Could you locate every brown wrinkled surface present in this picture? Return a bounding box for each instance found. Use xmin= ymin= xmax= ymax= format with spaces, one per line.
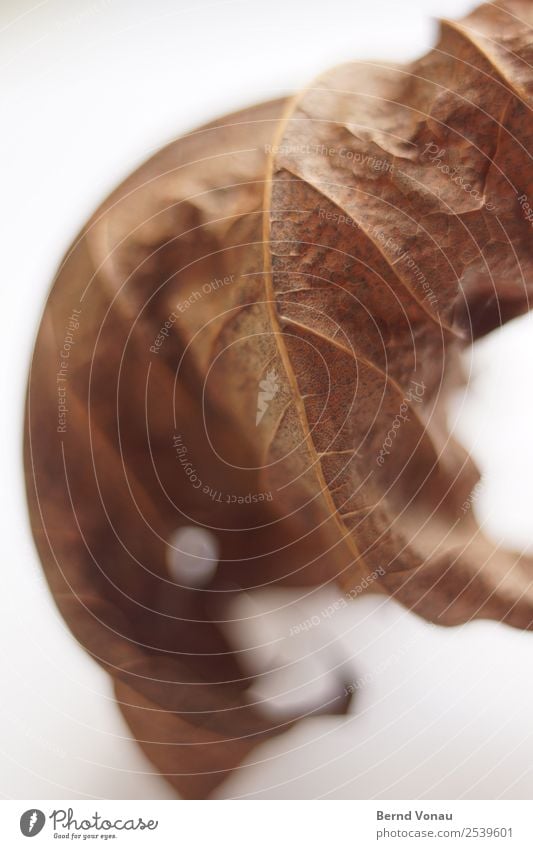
xmin=25 ymin=0 xmax=533 ymax=798
xmin=268 ymin=0 xmax=533 ymax=624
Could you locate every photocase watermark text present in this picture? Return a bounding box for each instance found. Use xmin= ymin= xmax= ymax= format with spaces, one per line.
xmin=376 ymin=379 xmax=426 ymax=466
xmin=173 ymin=434 xmax=273 ymax=504
xmin=289 ymin=566 xmax=386 ymax=636
xmin=56 ymin=308 xmax=82 ymax=433
xmin=421 ymin=142 xmax=497 ymax=212
xmin=265 ymin=142 xmax=393 ymax=173
xmin=150 ymin=274 xmax=234 ymax=354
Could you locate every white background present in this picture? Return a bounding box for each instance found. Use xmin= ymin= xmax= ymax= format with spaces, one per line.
xmin=1 ymin=0 xmax=533 ymax=800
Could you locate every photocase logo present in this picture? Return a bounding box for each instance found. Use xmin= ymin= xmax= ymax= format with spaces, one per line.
xmin=18 ymin=806 xmax=159 ymax=838
xmin=20 ymin=809 xmax=45 ymax=837
xmin=256 ymin=369 xmax=279 ymax=425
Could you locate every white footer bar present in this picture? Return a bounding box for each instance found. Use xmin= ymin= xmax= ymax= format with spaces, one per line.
xmin=2 ymin=800 xmax=532 ymax=848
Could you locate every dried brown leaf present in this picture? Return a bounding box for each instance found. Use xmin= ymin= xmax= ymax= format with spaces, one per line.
xmin=25 ymin=0 xmax=533 ymax=798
